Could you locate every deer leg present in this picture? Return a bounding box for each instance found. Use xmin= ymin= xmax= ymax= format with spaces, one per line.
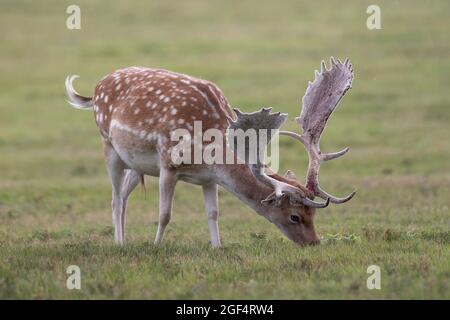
xmin=118 ymin=169 xmax=142 ymax=242
xmin=103 ymin=142 xmax=126 ymax=245
xmin=202 ymin=183 xmax=221 ymax=247
xmin=154 ymin=167 xmax=177 ymax=245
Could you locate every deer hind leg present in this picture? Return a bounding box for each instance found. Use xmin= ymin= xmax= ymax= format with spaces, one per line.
xmin=154 ymin=166 xmax=177 ymax=245
xmin=202 ymin=183 xmax=221 ymax=247
xmin=118 ymin=169 xmax=142 ymax=242
xmin=103 ymin=142 xmax=140 ymax=245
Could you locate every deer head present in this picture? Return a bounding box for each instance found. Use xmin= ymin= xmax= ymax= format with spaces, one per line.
xmin=226 ymin=57 xmax=355 ymax=245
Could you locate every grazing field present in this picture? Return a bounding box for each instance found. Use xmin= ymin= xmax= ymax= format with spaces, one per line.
xmin=0 ymin=0 xmax=449 ymax=299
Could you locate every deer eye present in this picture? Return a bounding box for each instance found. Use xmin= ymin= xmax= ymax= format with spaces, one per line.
xmin=290 ymin=215 xmax=300 ymax=223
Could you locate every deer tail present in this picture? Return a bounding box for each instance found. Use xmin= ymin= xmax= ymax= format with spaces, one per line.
xmin=65 ymin=75 xmax=93 ymax=110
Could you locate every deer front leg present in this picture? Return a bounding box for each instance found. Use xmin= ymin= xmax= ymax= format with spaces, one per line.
xmin=202 ymin=183 xmax=221 ymax=247
xmin=154 ymin=167 xmax=177 ymax=245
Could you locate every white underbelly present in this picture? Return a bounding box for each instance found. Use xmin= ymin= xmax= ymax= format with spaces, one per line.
xmin=111 ymin=141 xmax=161 ymax=176
xmin=108 ymin=128 xmax=216 ymax=184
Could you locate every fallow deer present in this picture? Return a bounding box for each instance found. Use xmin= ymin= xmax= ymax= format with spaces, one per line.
xmin=65 ymin=57 xmax=355 ymax=247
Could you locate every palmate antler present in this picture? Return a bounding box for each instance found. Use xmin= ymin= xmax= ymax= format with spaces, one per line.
xmin=227 ymin=108 xmax=329 ymax=208
xmin=280 ymin=57 xmax=356 ymax=204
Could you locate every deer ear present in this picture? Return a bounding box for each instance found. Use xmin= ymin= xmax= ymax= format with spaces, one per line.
xmin=284 ymin=170 xmax=297 ymax=180
xmin=261 ymin=192 xmax=288 ymax=207
xmin=261 ymin=192 xmax=278 ymax=207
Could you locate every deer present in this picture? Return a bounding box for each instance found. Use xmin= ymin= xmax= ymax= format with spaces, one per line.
xmin=65 ymin=57 xmax=355 ymax=247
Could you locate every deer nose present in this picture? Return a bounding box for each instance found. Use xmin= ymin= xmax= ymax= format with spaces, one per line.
xmin=310 ymin=238 xmax=321 ymax=245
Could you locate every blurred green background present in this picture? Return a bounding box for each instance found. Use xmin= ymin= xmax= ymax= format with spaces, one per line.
xmin=0 ymin=0 xmax=449 ymax=299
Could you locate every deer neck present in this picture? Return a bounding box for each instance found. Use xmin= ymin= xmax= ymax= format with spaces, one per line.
xmin=214 ymin=164 xmax=274 ymax=216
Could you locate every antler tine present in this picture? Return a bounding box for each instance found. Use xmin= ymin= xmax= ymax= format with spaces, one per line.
xmin=321 ymin=147 xmax=349 ymax=161
xmin=320 ymin=60 xmax=326 ymax=73
xmin=280 ymin=57 xmax=356 ymax=204
xmin=227 ymin=108 xmax=329 ymax=208
xmin=233 ymin=108 xmax=243 ymax=116
xmin=316 ymin=188 xmax=356 ymax=204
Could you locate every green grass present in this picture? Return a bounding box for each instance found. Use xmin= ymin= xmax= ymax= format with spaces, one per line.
xmin=0 ymin=0 xmax=449 ymax=299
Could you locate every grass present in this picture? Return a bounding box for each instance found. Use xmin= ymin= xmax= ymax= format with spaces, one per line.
xmin=0 ymin=0 xmax=449 ymax=299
